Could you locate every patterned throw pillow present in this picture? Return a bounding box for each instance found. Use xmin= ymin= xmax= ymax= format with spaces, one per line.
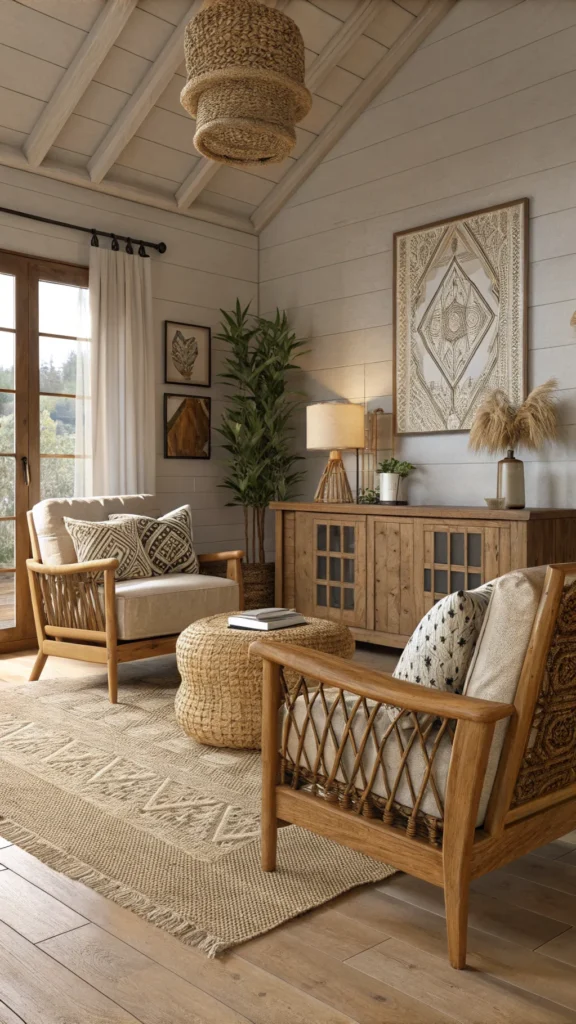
xmin=63 ymin=517 xmax=153 ymax=581
xmin=109 ymin=505 xmax=199 ymax=575
xmin=386 ymin=584 xmax=494 ymax=727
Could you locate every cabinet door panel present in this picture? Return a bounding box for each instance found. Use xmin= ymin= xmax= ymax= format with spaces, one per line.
xmin=311 ymin=515 xmax=366 ymax=627
xmin=416 ymin=520 xmax=511 ymax=615
xmin=373 ymin=519 xmax=416 ymax=637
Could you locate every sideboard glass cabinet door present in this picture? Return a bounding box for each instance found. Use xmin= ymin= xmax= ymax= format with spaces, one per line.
xmin=312 ymin=516 xmax=366 ymax=627
xmin=417 ymin=521 xmax=512 ymax=616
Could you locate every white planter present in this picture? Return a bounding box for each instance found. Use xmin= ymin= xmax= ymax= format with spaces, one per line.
xmin=379 ymin=472 xmax=402 ymax=503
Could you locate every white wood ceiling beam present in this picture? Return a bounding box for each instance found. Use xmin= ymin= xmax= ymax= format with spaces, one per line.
xmin=24 ymin=0 xmax=139 ymax=168
xmin=87 ymin=1 xmax=203 ymax=184
xmin=251 ymin=0 xmax=456 ymax=233
xmin=175 ymin=0 xmax=382 ymax=212
xmin=0 ymin=142 xmax=254 ymax=235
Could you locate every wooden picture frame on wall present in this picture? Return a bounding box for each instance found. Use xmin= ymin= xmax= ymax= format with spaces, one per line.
xmin=164 ymin=394 xmax=211 ymax=459
xmin=393 ymin=198 xmax=529 ymax=436
xmin=164 ymin=320 xmax=211 ymax=387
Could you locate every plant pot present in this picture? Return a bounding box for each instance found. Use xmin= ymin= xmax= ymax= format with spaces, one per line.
xmin=379 ymin=472 xmax=403 ymax=504
xmin=243 ymin=561 xmax=276 ymax=609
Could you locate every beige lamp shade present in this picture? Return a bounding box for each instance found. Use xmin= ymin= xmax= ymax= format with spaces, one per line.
xmin=306 ymin=402 xmax=365 ymax=451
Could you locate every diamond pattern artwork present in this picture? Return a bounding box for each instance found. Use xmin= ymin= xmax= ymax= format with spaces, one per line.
xmin=395 ymin=200 xmax=527 ymax=433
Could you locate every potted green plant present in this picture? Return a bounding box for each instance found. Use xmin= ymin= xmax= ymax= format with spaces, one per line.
xmin=217 ymin=301 xmax=306 ymax=607
xmin=377 ymin=457 xmax=415 ymax=504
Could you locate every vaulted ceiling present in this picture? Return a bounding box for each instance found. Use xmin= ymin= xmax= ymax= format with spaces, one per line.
xmin=0 ymin=0 xmax=454 ymax=234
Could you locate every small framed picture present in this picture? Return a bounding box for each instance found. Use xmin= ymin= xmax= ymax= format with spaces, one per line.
xmin=164 ymin=320 xmax=211 ymax=387
xmin=164 ymin=394 xmax=211 ymax=459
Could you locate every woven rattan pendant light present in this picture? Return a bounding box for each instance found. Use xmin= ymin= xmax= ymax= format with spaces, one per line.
xmin=180 ymin=0 xmax=312 ymax=166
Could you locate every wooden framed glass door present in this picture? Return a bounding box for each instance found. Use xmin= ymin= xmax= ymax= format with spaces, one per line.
xmin=0 ymin=251 xmax=88 ymax=650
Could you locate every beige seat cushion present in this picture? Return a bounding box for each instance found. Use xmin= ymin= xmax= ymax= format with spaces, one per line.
xmin=32 ymin=495 xmax=157 ymax=565
xmin=110 ymin=574 xmax=240 ymax=640
xmin=283 ymin=566 xmax=547 ymax=826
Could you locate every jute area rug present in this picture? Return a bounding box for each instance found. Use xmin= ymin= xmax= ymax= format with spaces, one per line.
xmin=0 ymin=667 xmax=394 ymax=956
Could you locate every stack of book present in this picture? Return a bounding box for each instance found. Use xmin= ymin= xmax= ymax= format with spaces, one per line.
xmin=228 ymin=607 xmax=307 ymax=631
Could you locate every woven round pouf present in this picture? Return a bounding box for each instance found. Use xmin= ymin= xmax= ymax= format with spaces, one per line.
xmin=175 ymin=614 xmax=355 ymax=749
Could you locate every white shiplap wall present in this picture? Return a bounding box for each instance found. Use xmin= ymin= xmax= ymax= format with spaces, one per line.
xmin=0 ymin=164 xmax=257 ymax=551
xmin=260 ymin=0 xmax=576 ymax=507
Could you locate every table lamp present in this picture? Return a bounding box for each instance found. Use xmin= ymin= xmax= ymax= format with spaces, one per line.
xmin=306 ymin=401 xmax=365 ymax=503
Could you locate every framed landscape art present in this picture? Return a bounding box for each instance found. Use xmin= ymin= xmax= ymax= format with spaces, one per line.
xmin=394 ymin=198 xmax=528 ymax=435
xmin=164 ymin=394 xmax=211 ymax=459
xmin=164 ymin=320 xmax=211 ymax=387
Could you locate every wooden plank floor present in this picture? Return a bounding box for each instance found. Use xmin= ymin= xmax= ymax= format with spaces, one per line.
xmin=1 ymin=648 xmax=576 ymax=1023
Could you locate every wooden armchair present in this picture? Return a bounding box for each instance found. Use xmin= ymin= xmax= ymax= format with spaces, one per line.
xmin=252 ymin=562 xmax=576 ymax=969
xmin=27 ymin=509 xmax=244 ymax=704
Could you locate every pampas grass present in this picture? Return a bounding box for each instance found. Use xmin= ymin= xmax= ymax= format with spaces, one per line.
xmin=469 ymin=379 xmax=558 ymax=454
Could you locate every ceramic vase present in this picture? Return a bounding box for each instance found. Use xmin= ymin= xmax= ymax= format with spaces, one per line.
xmin=497 ymin=449 xmax=525 ymax=509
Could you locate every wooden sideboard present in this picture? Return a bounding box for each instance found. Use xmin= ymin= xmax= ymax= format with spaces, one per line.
xmin=271 ymin=503 xmax=576 ymax=648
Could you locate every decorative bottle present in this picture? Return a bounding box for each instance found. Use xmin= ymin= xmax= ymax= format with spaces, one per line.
xmin=497 ymin=449 xmax=525 ymax=509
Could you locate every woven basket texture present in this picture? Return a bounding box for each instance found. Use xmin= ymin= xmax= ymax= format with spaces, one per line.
xmin=175 ymin=613 xmax=355 ymax=749
xmin=180 ymin=0 xmax=311 ymax=165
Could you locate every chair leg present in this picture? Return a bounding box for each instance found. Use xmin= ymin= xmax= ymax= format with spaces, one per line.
xmin=261 ymin=810 xmax=278 ymax=872
xmin=29 ymin=651 xmax=47 ymax=682
xmin=107 ymin=650 xmax=118 ymax=704
xmin=444 ymin=870 xmax=470 ymax=969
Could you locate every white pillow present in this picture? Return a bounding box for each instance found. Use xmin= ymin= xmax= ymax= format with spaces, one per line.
xmin=387 ymin=583 xmax=494 ymax=727
xmin=63 ymin=517 xmax=153 ymax=581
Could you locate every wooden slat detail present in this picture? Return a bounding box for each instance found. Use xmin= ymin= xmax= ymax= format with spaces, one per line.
xmin=283 ymin=511 xmax=296 ymax=609
xmin=24 ymin=0 xmax=138 ymax=167
xmin=294 ymin=512 xmax=314 ymax=616
xmin=87 ymin=2 xmax=203 ymax=184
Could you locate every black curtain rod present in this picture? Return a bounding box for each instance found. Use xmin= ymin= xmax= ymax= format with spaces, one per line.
xmin=0 ymin=206 xmax=167 ymax=255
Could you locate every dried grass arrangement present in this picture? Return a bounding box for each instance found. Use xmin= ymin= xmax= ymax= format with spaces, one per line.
xmin=469 ymin=379 xmax=559 ymax=454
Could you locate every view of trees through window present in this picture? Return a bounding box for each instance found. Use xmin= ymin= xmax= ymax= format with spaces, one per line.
xmin=0 ymin=272 xmax=89 ymax=610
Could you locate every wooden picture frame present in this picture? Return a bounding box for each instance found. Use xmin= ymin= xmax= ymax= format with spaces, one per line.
xmin=164 ymin=320 xmax=211 ymax=387
xmin=393 ymin=198 xmax=529 ymax=436
xmin=163 ymin=394 xmax=211 ymax=460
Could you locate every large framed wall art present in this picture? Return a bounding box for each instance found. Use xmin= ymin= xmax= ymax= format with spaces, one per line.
xmin=394 ymin=198 xmax=528 ymax=435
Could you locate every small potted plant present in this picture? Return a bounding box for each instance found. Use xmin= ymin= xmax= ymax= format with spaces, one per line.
xmin=377 ymin=458 xmax=415 ymax=504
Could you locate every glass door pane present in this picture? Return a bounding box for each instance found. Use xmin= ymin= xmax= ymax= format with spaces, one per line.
xmin=0 ymin=269 xmax=17 ymax=637
xmin=38 ymin=280 xmax=88 ymax=502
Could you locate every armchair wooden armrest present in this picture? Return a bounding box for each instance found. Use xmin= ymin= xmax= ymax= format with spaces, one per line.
xmin=250 ymin=641 xmax=515 ymax=724
xmin=26 ymin=556 xmax=118 ymax=693
xmin=26 ymin=557 xmax=119 ymax=576
xmin=198 ymin=550 xmax=245 ymax=610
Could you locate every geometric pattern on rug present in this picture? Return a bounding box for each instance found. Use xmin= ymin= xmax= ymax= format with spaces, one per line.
xmin=0 ymin=670 xmax=394 ymax=956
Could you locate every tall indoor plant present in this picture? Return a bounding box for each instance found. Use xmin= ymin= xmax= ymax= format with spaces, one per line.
xmin=217 ymin=301 xmax=305 ymax=605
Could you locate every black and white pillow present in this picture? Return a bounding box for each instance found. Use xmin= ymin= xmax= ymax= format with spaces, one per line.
xmin=387 ymin=584 xmax=494 ymax=727
xmin=109 ymin=505 xmax=199 ymax=575
xmin=63 ymin=517 xmax=153 ymax=581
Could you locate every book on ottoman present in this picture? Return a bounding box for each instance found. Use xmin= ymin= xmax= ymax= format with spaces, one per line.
xmin=228 ymin=607 xmax=306 ymax=631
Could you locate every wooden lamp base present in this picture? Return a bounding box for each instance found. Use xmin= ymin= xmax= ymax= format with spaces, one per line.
xmin=314 ymin=450 xmax=353 ymax=503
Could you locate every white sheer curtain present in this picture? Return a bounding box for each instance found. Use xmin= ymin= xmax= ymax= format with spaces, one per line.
xmin=74 ymin=286 xmax=92 ymax=496
xmin=89 ymin=248 xmax=155 ymax=495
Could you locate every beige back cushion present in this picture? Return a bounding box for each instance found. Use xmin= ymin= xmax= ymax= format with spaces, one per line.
xmin=464 ymin=564 xmax=547 ymax=822
xmin=32 ymin=495 xmax=158 ymax=565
